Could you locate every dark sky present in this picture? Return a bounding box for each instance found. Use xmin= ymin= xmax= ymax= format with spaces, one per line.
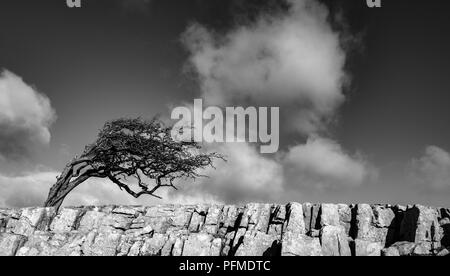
xmin=1 ymin=0 xmax=450 ymax=207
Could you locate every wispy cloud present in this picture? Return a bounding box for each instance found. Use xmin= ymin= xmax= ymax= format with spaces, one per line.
xmin=408 ymin=146 xmax=450 ymax=191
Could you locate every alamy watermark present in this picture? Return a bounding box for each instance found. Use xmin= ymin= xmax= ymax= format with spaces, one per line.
xmin=366 ymin=0 xmax=382 ymax=8
xmin=171 ymin=99 xmax=280 ymax=154
xmin=66 ymin=0 xmax=81 ymax=8
xmin=66 ymin=0 xmax=381 ymax=9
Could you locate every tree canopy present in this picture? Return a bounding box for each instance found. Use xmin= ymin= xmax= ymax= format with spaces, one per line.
xmin=44 ymin=117 xmax=223 ymax=210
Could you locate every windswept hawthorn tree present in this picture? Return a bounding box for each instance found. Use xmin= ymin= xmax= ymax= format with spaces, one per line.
xmin=44 ymin=118 xmax=223 ymax=210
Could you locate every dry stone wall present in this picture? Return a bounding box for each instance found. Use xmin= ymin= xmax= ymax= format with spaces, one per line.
xmin=0 ymin=203 xmax=449 ymax=256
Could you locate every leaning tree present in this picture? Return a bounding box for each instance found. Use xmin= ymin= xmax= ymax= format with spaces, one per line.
xmin=44 ymin=117 xmax=223 ymax=211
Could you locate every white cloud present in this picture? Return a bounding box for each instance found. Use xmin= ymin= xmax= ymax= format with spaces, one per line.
xmin=174 ymin=136 xmax=373 ymax=203
xmin=0 ymin=70 xmax=56 ymax=160
xmin=176 ymin=0 xmax=371 ymax=202
xmin=177 ymin=142 xmax=284 ymax=204
xmin=182 ymin=0 xmax=348 ymax=134
xmin=169 ymin=102 xmax=371 ymax=202
xmin=409 ymin=146 xmax=450 ymax=191
xmin=283 ymin=137 xmax=373 ymax=190
xmin=168 ymin=103 xmax=284 ymax=203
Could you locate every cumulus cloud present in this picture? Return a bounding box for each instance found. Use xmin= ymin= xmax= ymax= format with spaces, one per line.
xmin=409 ymin=146 xmax=450 ymax=191
xmin=283 ymin=137 xmax=374 ymax=190
xmin=172 ymin=135 xmax=373 ymax=203
xmin=0 ymin=70 xmax=56 ymax=161
xmin=177 ymin=143 xmax=284 ymax=204
xmin=182 ymin=0 xmax=348 ymax=134
xmin=174 ymin=0 xmax=373 ymax=203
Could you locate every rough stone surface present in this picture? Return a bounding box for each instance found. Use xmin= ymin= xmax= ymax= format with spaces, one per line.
xmin=321 ymin=226 xmax=351 ymax=256
xmin=354 ymin=239 xmax=383 ymax=256
xmin=381 ymin=241 xmax=434 ymax=256
xmin=0 ymin=203 xmax=449 ymax=256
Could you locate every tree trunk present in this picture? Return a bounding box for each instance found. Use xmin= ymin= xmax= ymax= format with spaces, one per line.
xmin=44 ymin=175 xmax=90 ymax=211
xmin=44 ymin=160 xmax=91 ymax=212
xmin=44 ymin=179 xmax=69 ymax=210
